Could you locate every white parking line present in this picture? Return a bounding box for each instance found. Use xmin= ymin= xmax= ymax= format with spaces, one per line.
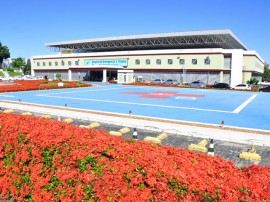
xmin=233 ymin=94 xmax=257 ymax=113
xmin=35 ymin=87 xmax=130 ymax=96
xmin=37 ymin=94 xmax=233 ymax=113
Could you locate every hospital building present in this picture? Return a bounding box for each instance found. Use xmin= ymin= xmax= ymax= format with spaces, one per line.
xmin=31 ymin=29 xmax=265 ymax=87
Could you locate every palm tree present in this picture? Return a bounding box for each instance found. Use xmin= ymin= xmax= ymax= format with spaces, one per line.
xmin=247 ymin=78 xmax=259 ymax=87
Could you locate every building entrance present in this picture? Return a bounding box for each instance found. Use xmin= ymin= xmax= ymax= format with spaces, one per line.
xmin=90 ymin=71 xmax=103 ymax=81
xmin=89 ymin=70 xmax=118 ymax=82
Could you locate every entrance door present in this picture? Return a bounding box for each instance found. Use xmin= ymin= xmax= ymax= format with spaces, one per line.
xmin=90 ymin=70 xmax=103 ymax=81
xmin=107 ymin=70 xmax=117 ymax=81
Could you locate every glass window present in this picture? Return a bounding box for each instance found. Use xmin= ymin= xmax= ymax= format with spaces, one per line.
xmin=49 ymin=62 xmax=52 ymax=66
xmin=168 ymin=59 xmax=173 ymax=65
xmin=204 ymin=57 xmax=210 ymax=65
xmin=192 ymin=59 xmax=197 ymax=65
xmin=179 ymin=59 xmax=185 ymax=65
xmin=37 ymin=62 xmax=40 ymax=66
xmin=55 ymin=61 xmax=58 ymax=66
xmin=61 ymin=60 xmax=65 ymax=66
xmin=135 ymin=59 xmax=140 ymax=65
xmin=75 ymin=61 xmax=79 ymax=66
xmin=156 ymin=59 xmax=161 ymax=65
xmin=43 ymin=62 xmax=46 ymax=66
xmin=68 ymin=61 xmax=72 ymax=66
xmin=146 ymin=59 xmax=150 ymax=65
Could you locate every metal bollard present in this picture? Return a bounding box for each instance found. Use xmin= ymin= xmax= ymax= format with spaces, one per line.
xmin=133 ymin=128 xmax=138 ymax=140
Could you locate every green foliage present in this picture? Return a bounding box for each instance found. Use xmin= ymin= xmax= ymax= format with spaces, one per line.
xmin=43 ymin=176 xmax=62 ymax=191
xmin=0 ymin=71 xmax=4 ymax=76
xmin=7 ymin=68 xmax=14 ymax=72
xmin=7 ymin=72 xmax=22 ymax=76
xmin=23 ymin=59 xmax=31 ymax=75
xmin=78 ymin=155 xmax=103 ymax=175
xmin=55 ymin=73 xmax=61 ymax=78
xmin=83 ymin=184 xmax=96 ymax=200
xmin=11 ymin=57 xmax=24 ymax=69
xmin=78 ymin=155 xmax=98 ymax=171
xmin=0 ymin=42 xmax=10 ymax=67
xmin=3 ymin=144 xmax=14 ymax=168
xmin=246 ymin=78 xmax=259 ymax=86
xmin=262 ymin=64 xmax=270 ymax=82
xmin=41 ymin=147 xmax=58 ymax=168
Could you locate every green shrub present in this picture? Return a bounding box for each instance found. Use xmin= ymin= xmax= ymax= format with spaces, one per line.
xmin=8 ymin=72 xmax=22 ymax=76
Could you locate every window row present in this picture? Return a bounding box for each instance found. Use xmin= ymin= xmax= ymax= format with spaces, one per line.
xmin=135 ymin=58 xmax=211 ymax=65
xmin=36 ymin=60 xmax=80 ymax=67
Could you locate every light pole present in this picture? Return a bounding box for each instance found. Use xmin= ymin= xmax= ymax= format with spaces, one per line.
xmin=179 ymin=58 xmax=185 ymax=84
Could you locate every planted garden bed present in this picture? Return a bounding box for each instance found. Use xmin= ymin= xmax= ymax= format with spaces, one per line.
xmin=0 ymin=113 xmax=269 ymax=201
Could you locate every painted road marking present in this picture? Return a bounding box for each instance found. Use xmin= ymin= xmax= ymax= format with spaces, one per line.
xmin=233 ymin=94 xmax=257 ymax=113
xmin=0 ymin=95 xmax=15 ymax=97
xmin=175 ymin=96 xmax=197 ymax=100
xmin=37 ymin=94 xmax=232 ymax=113
xmin=35 ymin=87 xmax=127 ymax=96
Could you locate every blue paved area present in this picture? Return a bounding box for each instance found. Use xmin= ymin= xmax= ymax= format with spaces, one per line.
xmin=0 ymin=84 xmax=269 ymax=131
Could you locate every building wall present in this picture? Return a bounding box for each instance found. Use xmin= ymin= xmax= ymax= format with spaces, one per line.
xmin=35 ymin=70 xmax=69 ymax=80
xmin=243 ymin=55 xmax=264 ymax=73
xmin=32 ymin=48 xmax=264 ymax=85
xmin=32 ymin=49 xmax=228 ymax=70
xmin=128 ymin=54 xmax=224 ymax=70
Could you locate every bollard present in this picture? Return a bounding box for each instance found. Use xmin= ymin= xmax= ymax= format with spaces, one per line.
xmin=208 ymin=139 xmax=214 ymax=156
xmin=221 ymin=120 xmax=224 ymax=128
xmin=129 ymin=110 xmax=132 ymax=116
xmin=133 ymin=128 xmax=138 ymax=140
xmin=65 ymin=104 xmax=68 ymax=108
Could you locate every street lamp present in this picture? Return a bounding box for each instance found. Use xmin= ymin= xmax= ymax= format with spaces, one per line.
xmin=179 ymin=58 xmax=185 ymax=83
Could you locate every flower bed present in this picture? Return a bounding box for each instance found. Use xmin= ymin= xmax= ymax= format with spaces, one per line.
xmin=0 ymin=114 xmax=269 ymax=201
xmin=0 ymin=80 xmax=91 ymax=93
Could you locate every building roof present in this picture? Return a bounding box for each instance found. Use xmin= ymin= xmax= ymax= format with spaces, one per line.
xmin=46 ymin=29 xmax=248 ymax=52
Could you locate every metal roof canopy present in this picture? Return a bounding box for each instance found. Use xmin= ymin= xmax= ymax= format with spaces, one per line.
xmin=46 ymin=29 xmax=248 ymax=52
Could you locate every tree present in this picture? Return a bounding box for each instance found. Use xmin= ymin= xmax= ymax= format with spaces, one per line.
xmin=11 ymin=57 xmax=24 ymax=69
xmin=0 ymin=42 xmax=10 ymax=68
xmin=22 ymin=59 xmax=31 ymax=75
xmin=55 ymin=73 xmax=62 ymax=81
xmin=262 ymin=63 xmax=270 ymax=82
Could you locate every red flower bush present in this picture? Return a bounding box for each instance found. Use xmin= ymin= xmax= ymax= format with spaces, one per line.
xmin=0 ymin=80 xmax=91 ymax=93
xmin=0 ymin=113 xmax=269 ymax=201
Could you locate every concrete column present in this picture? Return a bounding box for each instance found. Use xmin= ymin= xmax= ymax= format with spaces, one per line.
xmin=230 ymin=50 xmax=243 ymax=87
xmin=102 ymin=69 xmax=107 ymax=82
xmin=219 ymin=71 xmax=223 ymax=82
xmin=68 ymin=69 xmax=72 ymax=81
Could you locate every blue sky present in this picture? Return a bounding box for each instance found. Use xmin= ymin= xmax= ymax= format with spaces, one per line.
xmin=1 ymin=0 xmax=270 ymax=63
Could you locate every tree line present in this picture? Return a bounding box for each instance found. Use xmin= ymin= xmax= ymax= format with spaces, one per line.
xmin=0 ymin=42 xmax=31 ymax=75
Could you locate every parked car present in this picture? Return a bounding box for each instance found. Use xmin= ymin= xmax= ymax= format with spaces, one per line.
xmin=212 ymin=83 xmax=231 ymax=89
xmin=151 ymin=79 xmax=165 ymax=84
xmin=0 ymin=76 xmax=15 ymax=81
xmin=189 ymin=81 xmax=206 ymax=87
xmin=259 ymin=85 xmax=270 ymax=92
xmin=165 ymin=79 xmax=178 ymax=85
xmin=233 ymin=84 xmax=251 ymax=90
xmin=22 ymin=75 xmax=36 ymax=80
xmin=36 ymin=76 xmax=44 ymax=80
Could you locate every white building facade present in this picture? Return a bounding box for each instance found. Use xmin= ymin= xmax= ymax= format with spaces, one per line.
xmin=31 ymin=30 xmax=264 ymax=87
